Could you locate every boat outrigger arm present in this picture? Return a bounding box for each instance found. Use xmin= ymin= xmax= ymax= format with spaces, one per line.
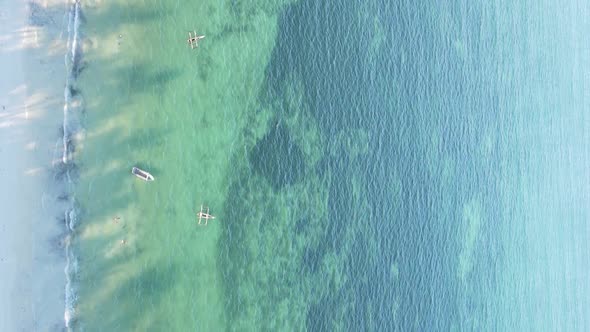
xmin=188 ymin=31 xmax=205 ymax=49
xmin=197 ymin=205 xmax=215 ymax=225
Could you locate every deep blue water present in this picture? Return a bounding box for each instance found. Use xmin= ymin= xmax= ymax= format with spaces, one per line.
xmin=223 ymin=0 xmax=590 ymax=330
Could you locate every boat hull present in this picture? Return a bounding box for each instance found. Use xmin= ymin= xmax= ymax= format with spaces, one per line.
xmin=132 ymin=167 xmax=154 ymax=181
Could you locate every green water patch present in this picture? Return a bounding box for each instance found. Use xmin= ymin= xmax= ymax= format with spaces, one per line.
xmin=74 ymin=0 xmax=295 ymax=330
xmin=457 ymin=198 xmax=483 ymax=280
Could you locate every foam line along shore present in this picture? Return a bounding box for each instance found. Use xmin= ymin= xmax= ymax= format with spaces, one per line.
xmin=0 ymin=0 xmax=81 ymax=330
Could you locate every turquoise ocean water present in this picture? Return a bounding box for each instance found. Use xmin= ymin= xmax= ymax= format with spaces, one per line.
xmin=71 ymin=0 xmax=589 ymax=330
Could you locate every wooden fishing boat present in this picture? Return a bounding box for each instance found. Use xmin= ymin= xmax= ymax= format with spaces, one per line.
xmin=131 ymin=166 xmax=154 ymax=181
xmin=197 ymin=205 xmax=215 ymax=226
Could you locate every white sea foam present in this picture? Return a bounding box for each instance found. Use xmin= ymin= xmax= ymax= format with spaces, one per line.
xmin=63 ymin=0 xmax=83 ymax=163
xmin=64 ymin=239 xmax=79 ymax=328
xmin=65 ymin=206 xmax=79 ymax=231
xmin=62 ymin=0 xmax=82 ymax=329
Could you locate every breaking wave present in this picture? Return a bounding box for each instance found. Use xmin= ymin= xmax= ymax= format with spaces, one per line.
xmin=60 ymin=0 xmax=83 ymax=329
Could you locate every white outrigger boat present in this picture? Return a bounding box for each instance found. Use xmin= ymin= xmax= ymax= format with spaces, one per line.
xmin=132 ymin=167 xmax=154 ymax=181
xmin=197 ymin=205 xmax=215 ymax=225
xmin=187 ymin=30 xmax=205 ymax=49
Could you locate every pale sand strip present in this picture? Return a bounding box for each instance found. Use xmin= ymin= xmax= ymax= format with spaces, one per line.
xmin=0 ymin=0 xmax=70 ymax=330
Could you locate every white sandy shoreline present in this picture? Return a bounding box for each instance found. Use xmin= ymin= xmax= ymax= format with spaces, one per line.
xmin=0 ymin=0 xmax=72 ymax=330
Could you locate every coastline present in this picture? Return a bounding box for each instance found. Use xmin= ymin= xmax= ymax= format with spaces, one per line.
xmin=0 ymin=0 xmax=73 ymax=330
